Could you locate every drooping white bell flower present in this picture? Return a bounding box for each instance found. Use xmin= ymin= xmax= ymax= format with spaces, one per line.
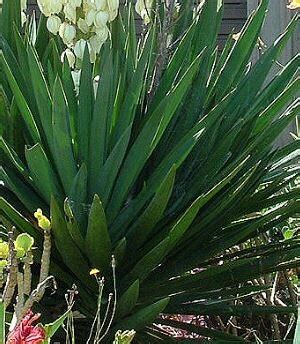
xmin=64 ymin=3 xmax=77 ymax=23
xmin=59 ymin=22 xmax=76 ymax=45
xmin=38 ymin=0 xmax=63 ymax=16
xmin=94 ymin=10 xmax=109 ymax=28
xmin=47 ymin=15 xmax=62 ymax=35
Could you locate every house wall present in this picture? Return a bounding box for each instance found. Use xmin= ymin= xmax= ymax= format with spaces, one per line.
xmin=248 ymin=0 xmax=299 ymax=146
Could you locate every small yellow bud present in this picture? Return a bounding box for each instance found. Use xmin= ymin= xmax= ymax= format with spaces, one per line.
xmin=89 ymin=268 xmax=100 ymax=276
xmin=34 ymin=208 xmax=51 ymax=230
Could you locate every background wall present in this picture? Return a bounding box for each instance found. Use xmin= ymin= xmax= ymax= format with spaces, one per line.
xmin=247 ymin=0 xmax=299 ymax=146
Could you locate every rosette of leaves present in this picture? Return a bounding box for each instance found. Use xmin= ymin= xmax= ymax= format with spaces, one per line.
xmin=0 ymin=0 xmax=299 ymax=341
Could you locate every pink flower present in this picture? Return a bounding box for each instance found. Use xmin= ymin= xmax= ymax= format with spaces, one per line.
xmin=7 ymin=310 xmax=46 ymax=344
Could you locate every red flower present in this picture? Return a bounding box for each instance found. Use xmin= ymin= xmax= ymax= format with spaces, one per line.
xmin=7 ymin=310 xmax=46 ymax=344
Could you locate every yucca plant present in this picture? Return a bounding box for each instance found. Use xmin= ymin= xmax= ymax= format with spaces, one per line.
xmin=0 ymin=0 xmax=299 ymax=341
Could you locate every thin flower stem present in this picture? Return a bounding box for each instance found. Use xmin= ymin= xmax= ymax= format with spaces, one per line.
xmin=98 ymin=256 xmax=118 ymax=342
xmin=86 ymin=277 xmax=105 ymax=344
xmin=15 ymin=272 xmax=24 ymax=321
xmin=97 ymin=293 xmax=113 ymax=342
xmin=23 ymin=261 xmax=32 ymax=295
xmin=94 ymin=278 xmax=105 ymax=342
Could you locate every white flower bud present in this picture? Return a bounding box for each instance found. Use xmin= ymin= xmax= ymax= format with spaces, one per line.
xmin=74 ymin=38 xmax=87 ymax=60
xmin=61 ymin=49 xmax=76 ymax=68
xmin=64 ymin=3 xmax=77 ymax=23
xmin=78 ymin=18 xmax=89 ymax=33
xmin=59 ymin=22 xmax=76 ymax=45
xmin=47 ymin=15 xmax=62 ymax=35
xmin=94 ymin=11 xmax=109 ymax=28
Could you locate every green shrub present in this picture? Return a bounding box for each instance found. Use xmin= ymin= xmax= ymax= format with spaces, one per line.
xmin=0 ymin=0 xmax=299 ymax=341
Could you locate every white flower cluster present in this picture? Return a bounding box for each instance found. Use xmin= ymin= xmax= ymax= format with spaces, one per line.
xmin=135 ymin=0 xmax=153 ymax=25
xmin=37 ymin=0 xmax=120 ymax=66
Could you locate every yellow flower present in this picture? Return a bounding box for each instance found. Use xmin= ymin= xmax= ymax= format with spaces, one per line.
xmin=89 ymin=268 xmax=100 ymax=276
xmin=0 ymin=240 xmax=9 ymax=259
xmin=34 ymin=208 xmax=51 ymax=230
xmin=287 ymin=0 xmax=300 ymax=9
